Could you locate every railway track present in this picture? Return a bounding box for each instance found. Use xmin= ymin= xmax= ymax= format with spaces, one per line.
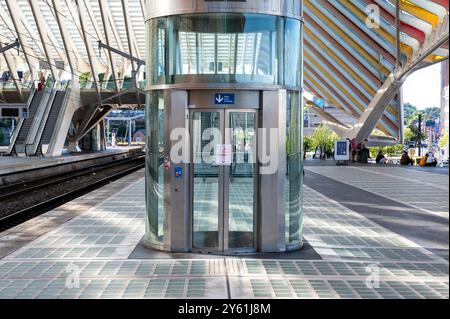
xmin=0 ymin=154 xmax=145 ymax=230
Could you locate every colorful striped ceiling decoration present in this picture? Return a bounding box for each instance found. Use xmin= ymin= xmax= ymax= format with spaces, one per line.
xmin=304 ymin=0 xmax=449 ymax=141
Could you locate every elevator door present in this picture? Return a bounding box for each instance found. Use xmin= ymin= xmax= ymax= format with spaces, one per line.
xmin=190 ymin=109 xmax=257 ymax=253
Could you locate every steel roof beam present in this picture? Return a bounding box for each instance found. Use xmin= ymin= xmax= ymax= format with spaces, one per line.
xmin=121 ymin=0 xmax=141 ymax=106
xmin=4 ymin=0 xmax=39 ymax=80
xmin=62 ymin=0 xmax=99 ymax=73
xmin=0 ymin=38 xmax=24 ymax=101
xmin=75 ymin=0 xmax=102 ymax=102
xmin=102 ymin=0 xmax=127 ymax=86
xmin=82 ymin=0 xmax=111 ymax=82
xmin=98 ymin=0 xmax=120 ymax=95
xmin=0 ymin=39 xmax=19 ymax=54
xmin=51 ymin=0 xmax=78 ymax=86
xmin=348 ymin=16 xmax=449 ymax=142
xmin=28 ymin=0 xmax=59 ymax=81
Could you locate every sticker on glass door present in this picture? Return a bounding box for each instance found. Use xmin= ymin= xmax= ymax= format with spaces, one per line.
xmin=216 ymin=144 xmax=232 ymax=165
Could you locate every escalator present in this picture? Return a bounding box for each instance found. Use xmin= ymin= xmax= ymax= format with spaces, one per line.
xmin=34 ymin=90 xmax=69 ymax=156
xmin=7 ymin=89 xmax=43 ymax=155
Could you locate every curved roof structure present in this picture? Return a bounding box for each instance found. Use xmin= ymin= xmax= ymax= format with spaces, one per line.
xmin=0 ymin=0 xmax=449 ymax=143
xmin=304 ymin=0 xmax=449 ymax=142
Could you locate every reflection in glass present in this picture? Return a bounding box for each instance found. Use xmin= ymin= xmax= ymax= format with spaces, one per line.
xmin=145 ymin=91 xmax=165 ymax=245
xmin=192 ymin=112 xmax=221 ymax=249
xmin=148 ymin=13 xmax=302 ymax=87
xmin=285 ymin=91 xmax=303 ymax=246
xmin=228 ymin=112 xmax=256 ymax=249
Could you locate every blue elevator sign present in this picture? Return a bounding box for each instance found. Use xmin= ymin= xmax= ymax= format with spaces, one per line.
xmin=215 ymin=93 xmax=235 ymax=105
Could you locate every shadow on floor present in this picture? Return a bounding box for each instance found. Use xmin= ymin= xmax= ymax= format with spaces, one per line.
xmin=304 ymin=169 xmax=449 ymax=251
xmin=128 ymin=237 xmax=322 ymax=260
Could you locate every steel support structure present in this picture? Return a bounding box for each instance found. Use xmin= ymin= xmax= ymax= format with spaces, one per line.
xmin=0 ymin=39 xmax=24 ymax=101
xmin=28 ymin=0 xmax=59 ymax=81
xmin=346 ymin=16 xmax=449 ymax=142
xmin=98 ymin=0 xmax=121 ymax=95
xmin=4 ymin=0 xmax=39 ymax=81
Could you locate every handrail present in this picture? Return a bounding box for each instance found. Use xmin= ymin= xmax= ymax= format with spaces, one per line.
xmin=0 ymin=78 xmax=34 ymax=90
xmin=45 ymin=87 xmax=72 ymax=157
xmin=25 ymin=81 xmax=59 ymax=156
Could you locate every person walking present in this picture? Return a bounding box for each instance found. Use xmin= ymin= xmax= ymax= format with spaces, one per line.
xmin=38 ymin=73 xmax=46 ymax=91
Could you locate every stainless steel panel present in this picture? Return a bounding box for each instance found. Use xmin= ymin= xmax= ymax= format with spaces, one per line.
xmin=164 ymin=90 xmax=190 ymax=252
xmin=148 ymin=83 xmax=300 ymax=92
xmin=259 ymin=89 xmax=286 ymax=252
xmin=147 ymin=0 xmax=303 ymax=21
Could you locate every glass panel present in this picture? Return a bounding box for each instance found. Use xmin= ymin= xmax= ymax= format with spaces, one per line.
xmin=284 ymin=19 xmax=302 ymax=87
xmin=285 ymin=91 xmax=303 ymax=245
xmin=148 ymin=13 xmax=302 ymax=86
xmin=228 ymin=112 xmax=256 ymax=249
xmin=192 ymin=112 xmax=221 ymax=249
xmin=145 ymin=91 xmax=165 ymax=245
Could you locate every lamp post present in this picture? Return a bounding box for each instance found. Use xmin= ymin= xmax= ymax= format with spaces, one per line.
xmin=418 ymin=113 xmax=423 ymax=157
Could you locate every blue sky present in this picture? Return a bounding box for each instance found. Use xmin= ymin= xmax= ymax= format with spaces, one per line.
xmin=402 ymin=63 xmax=442 ymax=110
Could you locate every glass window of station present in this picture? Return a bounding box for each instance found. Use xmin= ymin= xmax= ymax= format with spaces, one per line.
xmin=147 ymin=13 xmax=302 ymax=88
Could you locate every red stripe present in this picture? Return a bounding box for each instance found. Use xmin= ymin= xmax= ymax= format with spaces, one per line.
xmin=431 ymin=0 xmax=449 ymax=10
xmin=364 ymin=0 xmax=426 ymax=44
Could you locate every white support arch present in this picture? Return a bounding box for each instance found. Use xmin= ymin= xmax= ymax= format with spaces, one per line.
xmin=346 ymin=15 xmax=449 ymax=142
xmin=28 ymin=0 xmax=59 ymax=81
xmin=4 ymin=0 xmax=39 ymax=81
xmin=98 ymin=0 xmax=120 ymax=94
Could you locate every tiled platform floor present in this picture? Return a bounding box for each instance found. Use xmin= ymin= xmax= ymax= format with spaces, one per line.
xmin=305 ymin=165 xmax=449 ymax=218
xmin=0 ymin=165 xmax=448 ymax=299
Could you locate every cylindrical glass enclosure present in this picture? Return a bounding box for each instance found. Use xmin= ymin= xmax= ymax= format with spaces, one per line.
xmin=145 ymin=1 xmax=304 ymax=253
xmin=147 ymin=13 xmax=301 ymax=88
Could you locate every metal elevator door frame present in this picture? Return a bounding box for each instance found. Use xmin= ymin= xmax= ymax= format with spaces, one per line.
xmin=189 ymin=108 xmax=258 ymax=253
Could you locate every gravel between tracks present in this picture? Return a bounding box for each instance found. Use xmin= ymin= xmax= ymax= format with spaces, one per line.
xmin=0 ymin=161 xmax=144 ymax=218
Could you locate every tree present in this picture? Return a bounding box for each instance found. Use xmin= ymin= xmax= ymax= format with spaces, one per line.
xmin=404 ymin=127 xmax=414 ymax=144
xmin=423 ymin=107 xmax=440 ymax=120
xmin=79 ymin=72 xmax=91 ymax=89
xmin=303 ymin=136 xmax=313 ymax=152
xmin=369 ymin=144 xmax=404 ymax=159
xmin=0 ymin=128 xmax=4 ymax=146
xmin=310 ymin=125 xmax=340 ymax=158
xmin=406 ymin=123 xmax=426 ymax=145
xmin=404 ymin=103 xmax=417 ymax=125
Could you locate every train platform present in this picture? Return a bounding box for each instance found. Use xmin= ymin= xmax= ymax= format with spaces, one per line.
xmin=0 ymin=147 xmax=144 ymax=188
xmin=0 ymin=163 xmax=448 ymax=299
xmin=0 ymin=147 xmax=143 ymax=176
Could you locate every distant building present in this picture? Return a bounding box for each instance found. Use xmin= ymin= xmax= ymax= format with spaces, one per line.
xmin=423 ymin=119 xmax=440 ymax=144
xmin=133 ymin=129 xmax=146 ymax=143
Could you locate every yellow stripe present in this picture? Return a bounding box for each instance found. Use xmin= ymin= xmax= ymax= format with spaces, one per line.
xmin=304 ymin=68 xmax=355 ymax=115
xmin=305 ymin=29 xmax=398 ymax=117
xmin=306 ymin=2 xmax=393 ymax=76
xmin=343 ymin=1 xmax=414 ymax=59
xmin=305 ymin=51 xmax=366 ymax=113
xmin=305 ymin=29 xmax=376 ymax=96
xmin=401 ymin=1 xmax=439 ymax=28
xmin=305 ymin=67 xmax=395 ymax=136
